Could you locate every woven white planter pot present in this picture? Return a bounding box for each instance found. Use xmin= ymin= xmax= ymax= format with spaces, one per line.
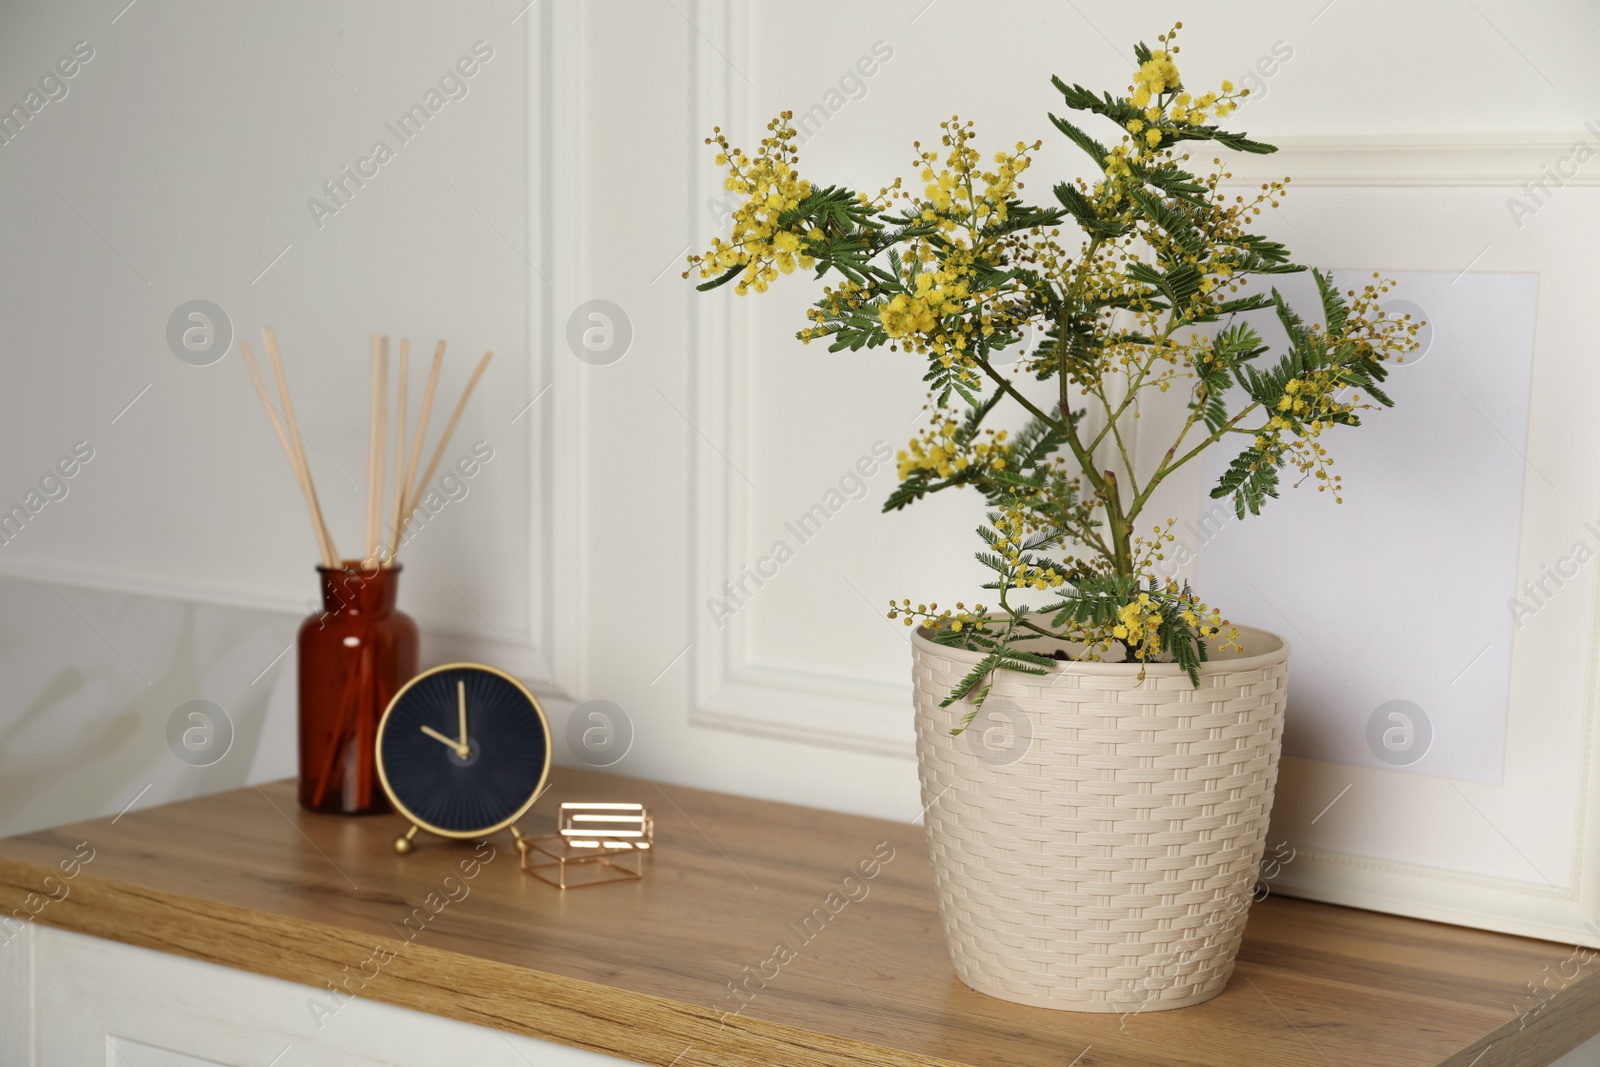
xmin=911 ymin=624 xmax=1290 ymax=1013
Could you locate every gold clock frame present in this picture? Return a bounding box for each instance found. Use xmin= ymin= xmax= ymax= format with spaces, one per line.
xmin=374 ymin=661 xmax=552 ymax=855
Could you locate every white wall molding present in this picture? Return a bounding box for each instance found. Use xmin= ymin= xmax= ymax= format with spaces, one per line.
xmin=682 ymin=0 xmax=913 ymax=758
xmin=1226 ymin=132 xmax=1600 ymax=186
xmin=527 ymin=0 xmax=586 ymax=701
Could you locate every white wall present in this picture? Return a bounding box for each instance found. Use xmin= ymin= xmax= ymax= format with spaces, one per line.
xmin=0 ymin=0 xmax=539 ymax=835
xmin=3 ymin=0 xmax=1600 ymax=840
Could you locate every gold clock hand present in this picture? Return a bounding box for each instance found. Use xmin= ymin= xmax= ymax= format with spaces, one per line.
xmin=420 ymin=724 xmax=469 ymax=758
xmin=458 ymin=680 xmax=468 ymax=748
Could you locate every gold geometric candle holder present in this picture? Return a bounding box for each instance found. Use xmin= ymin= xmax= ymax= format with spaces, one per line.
xmin=517 ymin=802 xmax=654 ymax=889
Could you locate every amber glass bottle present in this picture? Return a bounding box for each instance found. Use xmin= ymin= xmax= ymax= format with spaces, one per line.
xmin=297 ymin=563 xmax=418 ymax=813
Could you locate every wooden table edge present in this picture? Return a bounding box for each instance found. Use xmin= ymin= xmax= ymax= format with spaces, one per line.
xmin=0 ymin=852 xmax=974 ymax=1067
xmin=1437 ymin=957 xmax=1600 ymax=1067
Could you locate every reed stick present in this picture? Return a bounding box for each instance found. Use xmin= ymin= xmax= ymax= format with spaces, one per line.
xmin=310 ymin=660 xmax=365 ymax=808
xmin=386 ymin=340 xmax=409 ymax=567
xmin=364 ymin=334 xmax=386 ymax=567
xmin=393 ymin=340 xmax=446 ymax=549
xmin=239 ymin=340 xmax=339 ymax=568
xmin=354 ymin=644 xmax=375 ymax=802
xmin=409 ymin=350 xmax=494 ymax=512
xmin=258 ymin=329 xmax=340 ymax=567
xmin=241 ymin=327 xmax=489 ymax=575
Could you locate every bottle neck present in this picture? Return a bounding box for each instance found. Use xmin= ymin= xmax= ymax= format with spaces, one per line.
xmin=317 ymin=562 xmax=401 ymax=616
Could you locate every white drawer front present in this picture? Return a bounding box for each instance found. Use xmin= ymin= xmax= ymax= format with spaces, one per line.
xmin=0 ymin=924 xmax=635 ymax=1067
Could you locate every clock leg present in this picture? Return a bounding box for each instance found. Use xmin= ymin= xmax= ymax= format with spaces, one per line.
xmin=393 ymin=824 xmax=420 ymax=855
xmin=511 ymin=825 xmax=538 ymax=870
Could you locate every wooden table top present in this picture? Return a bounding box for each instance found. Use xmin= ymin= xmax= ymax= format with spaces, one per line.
xmin=0 ymin=769 xmax=1594 ymax=1067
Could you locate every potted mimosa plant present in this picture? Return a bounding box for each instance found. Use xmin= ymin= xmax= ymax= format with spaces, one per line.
xmin=687 ymin=26 xmax=1418 ymax=1012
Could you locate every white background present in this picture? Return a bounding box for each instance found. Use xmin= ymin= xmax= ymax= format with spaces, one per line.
xmin=0 ymin=0 xmax=1598 ymax=940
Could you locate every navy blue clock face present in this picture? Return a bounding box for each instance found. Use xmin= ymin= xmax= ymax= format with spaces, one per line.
xmin=376 ymin=665 xmax=550 ymax=836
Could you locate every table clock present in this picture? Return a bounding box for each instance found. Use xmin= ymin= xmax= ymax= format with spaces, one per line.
xmin=375 ymin=663 xmax=551 ymax=854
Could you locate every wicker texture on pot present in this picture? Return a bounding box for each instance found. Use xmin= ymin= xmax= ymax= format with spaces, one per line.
xmin=911 ymin=624 xmax=1290 ymax=1013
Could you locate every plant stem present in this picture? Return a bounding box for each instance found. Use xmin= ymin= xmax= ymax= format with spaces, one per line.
xmin=973 ymin=355 xmax=1063 ymax=433
xmin=1101 ymin=469 xmax=1134 ymax=576
xmin=1093 ymin=376 xmax=1141 ymax=497
xmin=1124 ymin=401 xmax=1261 ymax=522
xmin=1057 ymin=235 xmax=1104 ymax=416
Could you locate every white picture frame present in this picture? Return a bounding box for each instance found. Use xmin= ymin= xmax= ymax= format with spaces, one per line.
xmin=1215 ymin=137 xmax=1600 ymax=947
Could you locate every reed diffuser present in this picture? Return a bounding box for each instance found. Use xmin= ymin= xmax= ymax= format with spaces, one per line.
xmin=241 ymin=327 xmax=493 ymax=814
